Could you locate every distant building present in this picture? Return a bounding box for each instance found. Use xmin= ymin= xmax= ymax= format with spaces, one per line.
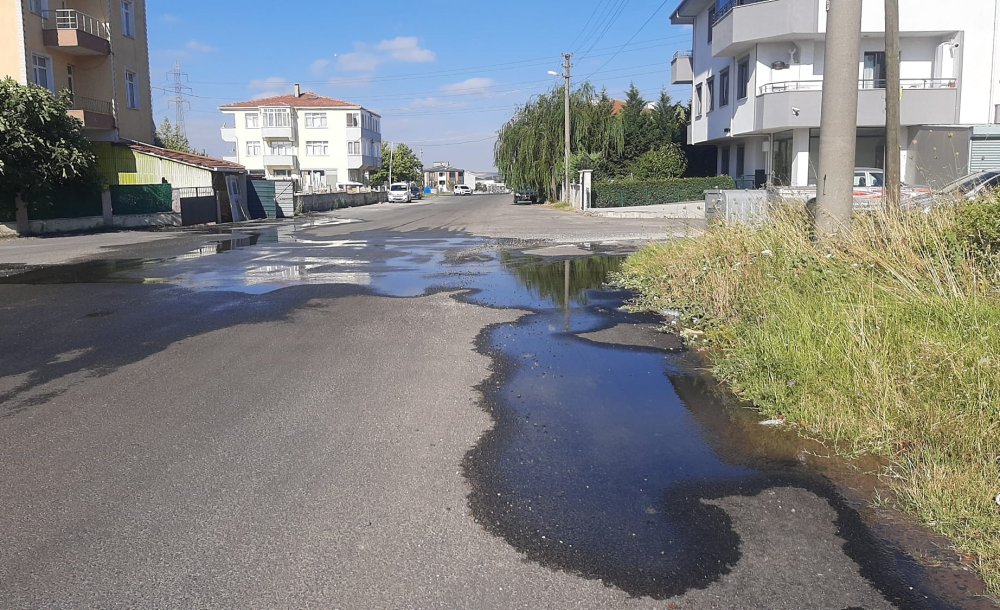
xmin=0 ymin=0 xmax=155 ymax=143
xmin=423 ymin=161 xmax=465 ymax=191
xmin=220 ymin=85 xmax=382 ymax=191
xmin=465 ymin=171 xmax=504 ymax=192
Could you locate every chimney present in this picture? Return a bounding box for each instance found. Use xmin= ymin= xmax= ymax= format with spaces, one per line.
xmin=294 ymin=83 xmax=301 ymax=98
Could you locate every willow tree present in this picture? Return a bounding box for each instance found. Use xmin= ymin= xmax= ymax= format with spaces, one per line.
xmin=495 ymin=83 xmax=623 ymax=200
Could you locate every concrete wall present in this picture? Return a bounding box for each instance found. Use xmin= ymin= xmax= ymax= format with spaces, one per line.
xmin=3 ymin=211 xmax=181 ymax=235
xmin=295 ymin=191 xmax=387 ymax=214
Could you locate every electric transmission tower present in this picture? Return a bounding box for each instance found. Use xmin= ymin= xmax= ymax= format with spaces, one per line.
xmin=166 ymin=61 xmax=191 ymax=138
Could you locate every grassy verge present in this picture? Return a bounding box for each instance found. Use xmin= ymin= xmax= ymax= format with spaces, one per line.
xmin=616 ymin=199 xmax=1000 ymax=594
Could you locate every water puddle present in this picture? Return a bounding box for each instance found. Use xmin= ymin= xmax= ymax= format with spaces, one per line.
xmin=0 ymin=226 xmax=989 ymax=607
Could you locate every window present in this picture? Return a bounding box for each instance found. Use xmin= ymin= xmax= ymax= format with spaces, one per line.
xmin=707 ymin=7 xmax=716 ymax=43
xmin=245 ymin=113 xmax=259 ymax=128
xmin=706 ymin=76 xmax=715 ymax=112
xmin=720 ymin=146 xmax=731 ymax=176
xmin=268 ymin=141 xmax=294 ymax=155
xmin=29 ymin=0 xmax=48 ymax=16
xmin=31 ymin=54 xmax=53 ymax=91
xmin=121 ymin=1 xmax=135 ymax=38
xmin=305 ymin=112 xmax=327 ymax=128
xmin=719 ymin=68 xmax=730 ymax=107
xmin=737 ymin=57 xmax=750 ymax=100
xmin=125 ymin=70 xmax=139 ymax=109
xmin=66 ymin=65 xmax=75 ymax=99
xmin=736 ymin=144 xmax=745 ymax=177
xmin=306 ymin=141 xmax=329 ymax=156
xmin=863 ymin=51 xmax=887 ymax=89
xmin=694 ymin=83 xmax=703 ymax=118
xmin=246 ymin=141 xmax=261 ymax=156
xmin=262 ymin=107 xmax=291 ymax=128
xmin=346 ymin=113 xmax=360 ymax=127
xmin=347 ymin=141 xmax=361 ymax=155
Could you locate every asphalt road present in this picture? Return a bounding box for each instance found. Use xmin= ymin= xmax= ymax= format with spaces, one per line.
xmin=0 ymin=195 xmax=988 ymax=609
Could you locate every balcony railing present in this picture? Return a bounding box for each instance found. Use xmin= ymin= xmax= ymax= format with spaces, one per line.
xmin=43 ymin=9 xmax=110 ymax=41
xmin=673 ymin=50 xmax=693 ymax=59
xmin=759 ymin=78 xmax=958 ymax=95
xmin=713 ymin=0 xmax=770 ymax=25
xmin=68 ymin=95 xmax=113 ymax=115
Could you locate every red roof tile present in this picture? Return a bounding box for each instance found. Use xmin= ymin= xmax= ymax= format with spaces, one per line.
xmin=121 ymin=140 xmax=246 ymax=172
xmin=611 ymin=100 xmax=626 ymax=116
xmin=220 ymin=92 xmax=360 ymax=109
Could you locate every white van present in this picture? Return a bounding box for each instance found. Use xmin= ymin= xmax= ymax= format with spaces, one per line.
xmin=388 ymin=182 xmax=412 ymax=203
xmin=453 ymin=185 xmax=473 ymax=196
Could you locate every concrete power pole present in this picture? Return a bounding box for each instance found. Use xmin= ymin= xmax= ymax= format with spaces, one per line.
xmin=884 ymin=0 xmax=902 ymax=210
xmin=816 ymin=0 xmax=863 ymax=236
xmin=563 ymin=53 xmax=572 ymax=204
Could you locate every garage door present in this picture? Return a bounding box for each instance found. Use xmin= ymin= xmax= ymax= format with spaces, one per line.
xmin=971 ymin=135 xmax=1000 ymax=172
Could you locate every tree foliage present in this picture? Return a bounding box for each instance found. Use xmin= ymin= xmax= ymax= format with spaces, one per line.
xmin=370 ymin=142 xmax=422 ymax=185
xmin=495 ymin=83 xmax=624 ymax=200
xmin=154 ymin=118 xmax=194 ymax=153
xmin=0 ymin=77 xmax=97 ymax=209
xmin=629 ymin=144 xmax=688 ymax=180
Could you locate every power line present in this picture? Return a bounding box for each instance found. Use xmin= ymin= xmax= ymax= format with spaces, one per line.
xmin=583 ymin=0 xmax=672 ymax=81
xmin=567 ymin=0 xmax=605 ymax=53
xmin=578 ymin=0 xmax=631 ymax=61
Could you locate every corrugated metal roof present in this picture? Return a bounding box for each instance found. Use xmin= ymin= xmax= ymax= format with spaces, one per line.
xmin=120 ymin=140 xmax=246 ymax=173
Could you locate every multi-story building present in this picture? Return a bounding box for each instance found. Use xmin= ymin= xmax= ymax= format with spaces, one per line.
xmin=670 ymin=0 xmax=1000 ymax=187
xmin=0 ymin=0 xmax=154 ymax=144
xmin=423 ymin=162 xmax=465 ymax=191
xmin=220 ymin=85 xmax=382 ymax=190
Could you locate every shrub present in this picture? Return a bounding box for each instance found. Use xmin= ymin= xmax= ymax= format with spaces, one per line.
xmin=592 ymin=176 xmax=736 ymax=208
xmin=628 ymin=144 xmax=688 ymax=180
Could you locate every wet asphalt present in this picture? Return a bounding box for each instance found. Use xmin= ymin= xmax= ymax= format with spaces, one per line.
xmin=0 ymin=195 xmax=993 ymax=609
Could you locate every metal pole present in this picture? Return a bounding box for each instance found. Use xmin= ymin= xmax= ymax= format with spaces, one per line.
xmin=388 ymin=142 xmax=394 ymax=186
xmin=884 ymin=0 xmax=901 ymax=210
xmin=815 ymin=0 xmax=863 ymax=236
xmin=563 ymin=53 xmax=572 ymax=203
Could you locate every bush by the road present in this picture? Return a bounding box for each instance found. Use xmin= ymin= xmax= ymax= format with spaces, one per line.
xmin=592 ymin=176 xmax=736 ymax=208
xmin=616 ymin=197 xmax=1000 ymax=595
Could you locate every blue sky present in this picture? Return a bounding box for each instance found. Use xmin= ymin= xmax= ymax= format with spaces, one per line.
xmin=148 ymin=1 xmax=692 ymax=171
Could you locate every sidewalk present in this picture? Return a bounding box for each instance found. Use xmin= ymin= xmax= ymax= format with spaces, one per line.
xmin=584 ymin=200 xmax=705 ymax=219
xmin=0 ymin=231 xmax=187 ymax=266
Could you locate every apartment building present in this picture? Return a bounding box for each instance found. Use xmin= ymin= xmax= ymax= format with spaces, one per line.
xmin=0 ymin=0 xmax=154 ymax=144
xmin=670 ymin=0 xmax=1000 ymax=187
xmin=220 ymin=86 xmax=382 ymax=190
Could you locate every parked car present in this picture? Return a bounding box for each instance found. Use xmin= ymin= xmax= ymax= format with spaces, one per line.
xmin=410 ymin=185 xmax=423 ymax=200
xmin=907 ymin=169 xmax=1000 ymax=210
xmin=802 ymin=168 xmax=929 ymax=209
xmin=453 ymin=185 xmax=473 ymax=196
xmin=513 ymin=188 xmax=541 ymax=204
xmin=388 ymin=182 xmax=412 ymax=203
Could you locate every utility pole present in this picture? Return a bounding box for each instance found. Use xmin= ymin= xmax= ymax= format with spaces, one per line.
xmin=166 ymin=61 xmax=191 ymax=138
xmin=884 ymin=0 xmax=902 ymax=210
xmin=815 ymin=0 xmax=863 ymax=236
xmin=388 ymin=142 xmax=394 ymax=186
xmin=562 ymin=53 xmax=572 ymax=204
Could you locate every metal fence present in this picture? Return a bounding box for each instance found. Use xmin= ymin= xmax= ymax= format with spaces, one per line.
xmin=42 ymin=9 xmax=109 ymax=40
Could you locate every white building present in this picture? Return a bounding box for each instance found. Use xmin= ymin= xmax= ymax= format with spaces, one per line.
xmin=670 ymin=0 xmax=1000 ymax=187
xmin=220 ymin=85 xmax=381 ymax=190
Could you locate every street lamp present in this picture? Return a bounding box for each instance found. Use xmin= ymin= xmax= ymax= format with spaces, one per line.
xmin=548 ymin=55 xmax=572 ymax=204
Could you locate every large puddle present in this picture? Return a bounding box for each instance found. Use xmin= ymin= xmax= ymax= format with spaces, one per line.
xmin=0 ymin=224 xmax=989 ymax=608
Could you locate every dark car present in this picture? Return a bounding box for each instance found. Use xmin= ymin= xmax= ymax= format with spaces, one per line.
xmin=410 ymin=185 xmax=423 ymax=200
xmin=513 ymin=188 xmax=541 ymax=204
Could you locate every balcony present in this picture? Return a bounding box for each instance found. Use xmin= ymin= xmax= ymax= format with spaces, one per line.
xmin=712 ymin=0 xmax=819 ymax=57
xmin=261 ymin=126 xmax=294 ymax=140
xmin=220 ymin=125 xmax=237 ymax=143
xmin=66 ymin=96 xmax=115 ymax=130
xmin=347 ymin=154 xmax=380 ymax=170
xmin=263 ymin=154 xmax=296 ymax=168
xmin=753 ymin=79 xmax=959 ymax=132
xmin=671 ymin=51 xmax=693 ymax=85
xmin=42 ymin=9 xmax=111 ymax=56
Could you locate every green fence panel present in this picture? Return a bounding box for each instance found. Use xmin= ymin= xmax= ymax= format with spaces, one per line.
xmin=110 ymin=184 xmax=173 ymax=215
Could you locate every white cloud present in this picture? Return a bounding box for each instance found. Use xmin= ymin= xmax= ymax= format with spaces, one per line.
xmin=328 ymin=75 xmax=372 ymax=89
xmin=159 ymin=13 xmax=180 ymax=25
xmin=376 ymin=37 xmax=436 ymax=63
xmin=310 ymin=59 xmax=331 ymax=77
xmin=441 ymin=77 xmax=497 ymax=96
xmin=185 ymin=40 xmax=217 ymax=53
xmin=337 ymin=51 xmax=380 ymax=73
xmin=409 ymin=97 xmax=466 ymax=110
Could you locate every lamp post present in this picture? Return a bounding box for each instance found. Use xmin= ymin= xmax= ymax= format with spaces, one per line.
xmin=548 ymin=53 xmax=572 ymax=203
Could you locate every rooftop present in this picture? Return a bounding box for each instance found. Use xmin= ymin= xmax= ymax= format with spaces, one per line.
xmin=220 ymin=92 xmax=374 ymax=113
xmin=120 ymin=140 xmax=246 ymax=172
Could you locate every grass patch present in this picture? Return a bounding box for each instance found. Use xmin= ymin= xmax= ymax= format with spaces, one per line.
xmin=547 ymin=201 xmax=574 ymax=212
xmin=616 ymin=199 xmax=1000 ymax=594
